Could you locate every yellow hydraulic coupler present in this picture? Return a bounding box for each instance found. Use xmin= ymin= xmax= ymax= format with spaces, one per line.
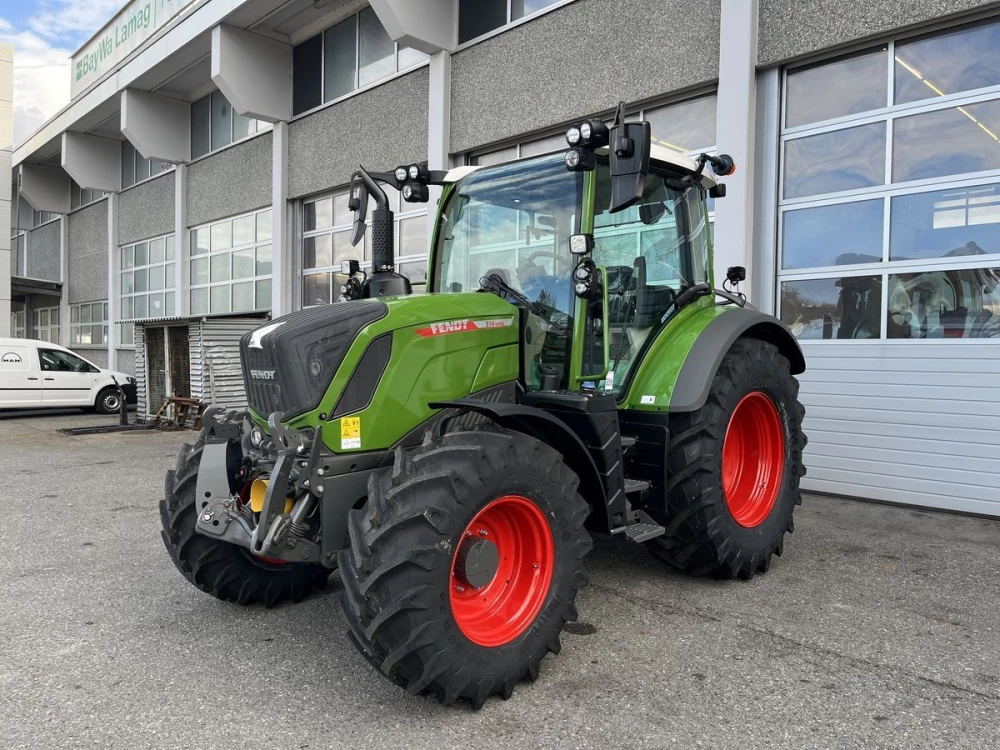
xmin=249 ymin=478 xmax=294 ymax=515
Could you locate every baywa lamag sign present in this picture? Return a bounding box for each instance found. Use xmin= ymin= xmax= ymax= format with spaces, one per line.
xmin=71 ymin=0 xmax=196 ymax=98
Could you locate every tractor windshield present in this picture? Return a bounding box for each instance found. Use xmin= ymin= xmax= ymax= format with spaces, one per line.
xmin=435 ymin=154 xmax=583 ymax=388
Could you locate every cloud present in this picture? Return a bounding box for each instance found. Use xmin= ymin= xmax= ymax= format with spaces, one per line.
xmin=0 ymin=0 xmax=121 ymax=147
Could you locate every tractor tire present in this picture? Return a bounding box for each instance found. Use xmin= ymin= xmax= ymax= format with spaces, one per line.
xmin=649 ymin=337 xmax=806 ymax=579
xmin=159 ymin=440 xmax=330 ymax=606
xmin=337 ymin=429 xmax=592 ymax=709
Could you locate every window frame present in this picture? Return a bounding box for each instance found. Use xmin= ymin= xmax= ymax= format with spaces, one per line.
xmin=455 ymin=0 xmax=578 ymax=49
xmin=30 ymin=306 xmax=61 ymax=344
xmin=69 ymin=301 xmax=110 ymax=348
xmin=777 ymin=21 xmax=1000 ymax=341
xmin=290 ymin=7 xmax=430 ymax=118
xmin=119 ymin=233 xmax=178 ymax=348
xmin=119 ymin=141 xmax=173 ymax=191
xmin=189 ymin=91 xmax=270 ymax=161
xmin=188 ymin=209 xmax=274 ymax=317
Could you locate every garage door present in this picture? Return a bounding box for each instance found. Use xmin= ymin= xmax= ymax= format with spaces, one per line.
xmin=775 ymin=22 xmax=1000 ymax=515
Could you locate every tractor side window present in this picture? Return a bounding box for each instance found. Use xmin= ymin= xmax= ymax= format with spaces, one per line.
xmin=592 ymin=164 xmax=710 ymax=394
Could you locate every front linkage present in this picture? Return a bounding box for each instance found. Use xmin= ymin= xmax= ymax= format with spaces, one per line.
xmin=192 ymin=406 xmax=332 ymax=567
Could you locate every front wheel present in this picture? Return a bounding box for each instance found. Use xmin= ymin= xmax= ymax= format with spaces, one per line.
xmin=338 ymin=429 xmax=592 ymax=708
xmin=95 ymin=387 xmax=122 ymax=414
xmin=649 ymin=337 xmax=807 ymax=579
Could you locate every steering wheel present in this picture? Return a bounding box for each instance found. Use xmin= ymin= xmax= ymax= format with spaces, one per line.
xmin=524 ymin=250 xmax=573 ymax=274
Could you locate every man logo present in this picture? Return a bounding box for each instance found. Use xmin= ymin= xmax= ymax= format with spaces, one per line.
xmin=1 ymin=352 xmax=22 ymax=364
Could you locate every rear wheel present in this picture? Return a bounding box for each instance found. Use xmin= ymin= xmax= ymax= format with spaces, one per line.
xmin=159 ymin=440 xmax=330 ymax=606
xmin=337 ymin=429 xmax=592 ymax=708
xmin=649 ymin=337 xmax=806 ymax=579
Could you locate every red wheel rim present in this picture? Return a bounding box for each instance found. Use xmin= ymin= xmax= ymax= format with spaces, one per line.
xmin=449 ymin=495 xmax=555 ymax=648
xmin=722 ymin=392 xmax=785 ymax=528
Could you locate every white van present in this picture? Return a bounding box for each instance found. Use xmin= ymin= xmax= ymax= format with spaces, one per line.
xmin=0 ymin=338 xmax=137 ymax=414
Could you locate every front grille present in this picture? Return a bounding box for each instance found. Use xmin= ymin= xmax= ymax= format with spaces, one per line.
xmin=241 ymin=301 xmax=388 ymax=419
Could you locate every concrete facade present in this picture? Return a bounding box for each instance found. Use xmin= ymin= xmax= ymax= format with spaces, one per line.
xmin=187 ymin=132 xmax=272 ymax=226
xmin=118 ymin=171 xmax=176 ymax=245
xmin=67 ymin=201 xmax=109 ymax=305
xmin=26 ymin=220 xmax=61 ymax=282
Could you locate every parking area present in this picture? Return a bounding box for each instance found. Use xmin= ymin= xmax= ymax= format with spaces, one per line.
xmin=1 ymin=412 xmax=998 ymax=749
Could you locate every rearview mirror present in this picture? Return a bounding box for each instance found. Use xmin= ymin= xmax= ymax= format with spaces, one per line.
xmin=608 ymin=104 xmax=650 ymax=214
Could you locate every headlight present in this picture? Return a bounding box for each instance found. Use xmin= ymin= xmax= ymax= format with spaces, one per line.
xmin=574 ymin=281 xmax=590 ymax=297
xmin=394 ymin=166 xmax=408 ymax=183
xmin=402 ymin=184 xmax=413 ymax=200
xmin=249 ymin=426 xmax=264 ymax=448
xmin=580 ymin=122 xmax=592 ymax=141
xmin=566 ymin=126 xmax=581 ymax=146
xmin=565 ymin=149 xmax=581 ymax=168
xmin=574 ymin=266 xmax=591 ymax=281
xmin=408 ymin=164 xmax=420 ymax=180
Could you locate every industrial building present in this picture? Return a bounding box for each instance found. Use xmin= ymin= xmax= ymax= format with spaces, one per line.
xmin=3 ymin=0 xmax=999 ymax=516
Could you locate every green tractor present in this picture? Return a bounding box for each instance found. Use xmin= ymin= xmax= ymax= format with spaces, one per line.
xmin=160 ymin=105 xmax=807 ymax=708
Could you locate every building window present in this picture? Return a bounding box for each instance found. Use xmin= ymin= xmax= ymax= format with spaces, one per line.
xmin=778 ymin=20 xmax=1000 ymax=340
xmin=120 ymin=142 xmax=171 ymax=190
xmin=458 ymin=0 xmax=563 ymax=44
xmin=189 ymin=209 xmax=272 ymax=315
xmin=32 ymin=307 xmax=60 ymax=343
xmin=190 ymin=91 xmax=267 ymax=160
xmin=292 ymin=7 xmax=428 ymax=116
xmin=70 ymin=302 xmax=109 ymax=346
xmin=120 ymin=234 xmax=177 ymax=346
xmin=301 ymin=187 xmax=428 ymax=305
xmin=11 ymin=309 xmax=25 ymax=338
xmin=70 ymin=179 xmax=108 ymax=210
xmin=32 ymin=209 xmax=59 ymax=226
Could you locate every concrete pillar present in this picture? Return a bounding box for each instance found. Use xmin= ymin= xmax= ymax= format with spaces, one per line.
xmin=369 ymin=0 xmax=458 ymax=53
xmin=211 ymin=25 xmax=292 ymax=123
xmin=19 ymin=164 xmax=71 ymax=214
xmin=121 ymin=89 xmax=191 ymax=163
xmin=0 ymin=42 xmax=12 ymax=337
xmin=426 ymin=50 xmax=451 ymax=251
xmin=106 ymin=192 xmax=119 ymax=368
xmin=752 ymin=68 xmax=781 ymax=313
xmin=271 ymin=120 xmax=291 ymax=317
xmin=175 ymin=163 xmax=189 ymax=316
xmin=59 ymin=216 xmax=70 ymax=347
xmin=713 ymin=0 xmax=758 ymax=300
xmin=61 ymin=132 xmax=122 ymax=192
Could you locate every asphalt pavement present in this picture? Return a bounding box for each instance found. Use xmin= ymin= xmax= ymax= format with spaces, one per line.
xmin=1 ymin=412 xmax=998 ymax=749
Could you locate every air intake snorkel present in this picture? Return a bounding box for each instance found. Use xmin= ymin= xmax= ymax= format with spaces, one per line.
xmin=347 ymin=167 xmax=412 ymax=298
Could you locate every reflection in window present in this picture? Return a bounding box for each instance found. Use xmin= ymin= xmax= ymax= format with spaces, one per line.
xmin=888 ymin=267 xmax=1000 ymax=338
xmin=120 ymin=235 xmax=176 ymax=345
xmin=780 ymin=277 xmax=882 ymax=339
xmin=783 ymin=122 xmax=886 ymax=199
xmin=645 ymin=95 xmax=718 ymax=154
xmin=189 ymin=210 xmax=272 ymax=315
xmin=890 ymin=184 xmax=1000 ymax=260
xmin=892 ymin=100 xmax=1000 ymax=183
xmin=191 ymin=90 xmax=262 ymax=159
xmin=70 ymin=301 xmax=109 ymax=346
xmin=782 ymin=200 xmax=884 ymax=269
xmin=786 ymin=49 xmax=888 ymax=128
xmin=895 ymin=21 xmax=1000 ymax=105
xmin=458 ymin=0 xmax=561 ymax=43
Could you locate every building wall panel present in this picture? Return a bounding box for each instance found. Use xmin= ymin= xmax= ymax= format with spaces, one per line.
xmin=26 ymin=219 xmax=60 ymax=282
xmin=67 ymin=200 xmax=108 ymax=304
xmin=288 ymin=69 xmax=428 ymax=199
xmin=187 ymin=133 xmax=272 ymax=227
xmin=119 ymin=171 xmax=175 ymax=245
xmin=797 ymin=340 xmax=1000 ymax=516
xmin=450 ymin=0 xmax=721 ymax=153
xmin=758 ymin=0 xmax=999 ymax=66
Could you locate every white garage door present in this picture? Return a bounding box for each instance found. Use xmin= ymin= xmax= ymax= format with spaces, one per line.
xmin=797 ymin=340 xmax=1000 ymax=515
xmin=776 ymin=21 xmax=1000 ymax=514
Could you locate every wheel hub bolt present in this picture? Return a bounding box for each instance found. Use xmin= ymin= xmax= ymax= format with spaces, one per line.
xmin=479 ymin=529 xmax=488 ymax=537
xmin=202 ymin=512 xmax=212 ymax=522
xmin=455 ymin=584 xmax=466 ymax=593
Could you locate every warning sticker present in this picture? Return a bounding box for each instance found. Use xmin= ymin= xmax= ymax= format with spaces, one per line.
xmin=340 ymin=417 xmax=361 ymax=450
xmin=640 ymin=395 xmax=656 ymax=405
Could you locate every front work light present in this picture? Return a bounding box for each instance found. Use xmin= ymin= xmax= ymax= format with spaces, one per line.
xmin=569 ymin=234 xmax=594 ymax=255
xmin=564 ymin=148 xmax=595 ymax=172
xmin=402 ymin=182 xmax=429 ymax=203
xmin=574 ymin=281 xmax=590 ymax=297
xmin=394 ymin=166 xmax=408 ymax=183
xmin=566 ymin=126 xmax=581 ymax=146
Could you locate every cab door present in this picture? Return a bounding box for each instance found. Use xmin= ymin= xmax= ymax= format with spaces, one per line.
xmin=0 ymin=344 xmax=42 ymax=407
xmin=38 ymin=348 xmax=98 ymax=406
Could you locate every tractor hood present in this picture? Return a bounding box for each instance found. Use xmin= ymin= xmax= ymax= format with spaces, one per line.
xmin=241 ymin=294 xmax=521 ymax=445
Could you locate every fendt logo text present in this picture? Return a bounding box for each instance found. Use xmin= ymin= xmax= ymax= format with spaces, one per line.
xmin=250 ymin=369 xmax=276 ymax=380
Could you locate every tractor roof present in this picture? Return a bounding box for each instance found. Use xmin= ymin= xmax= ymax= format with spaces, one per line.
xmin=443 ymin=144 xmax=718 ymax=188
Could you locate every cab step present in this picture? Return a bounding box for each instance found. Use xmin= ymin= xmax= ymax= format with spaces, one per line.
xmin=611 ymin=508 xmax=665 ymax=543
xmin=624 ymin=478 xmax=650 ymax=494
xmin=621 ymin=435 xmax=637 ymax=450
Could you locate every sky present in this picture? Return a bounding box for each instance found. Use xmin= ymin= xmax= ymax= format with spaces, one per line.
xmin=1 ymin=0 xmax=125 ymax=146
